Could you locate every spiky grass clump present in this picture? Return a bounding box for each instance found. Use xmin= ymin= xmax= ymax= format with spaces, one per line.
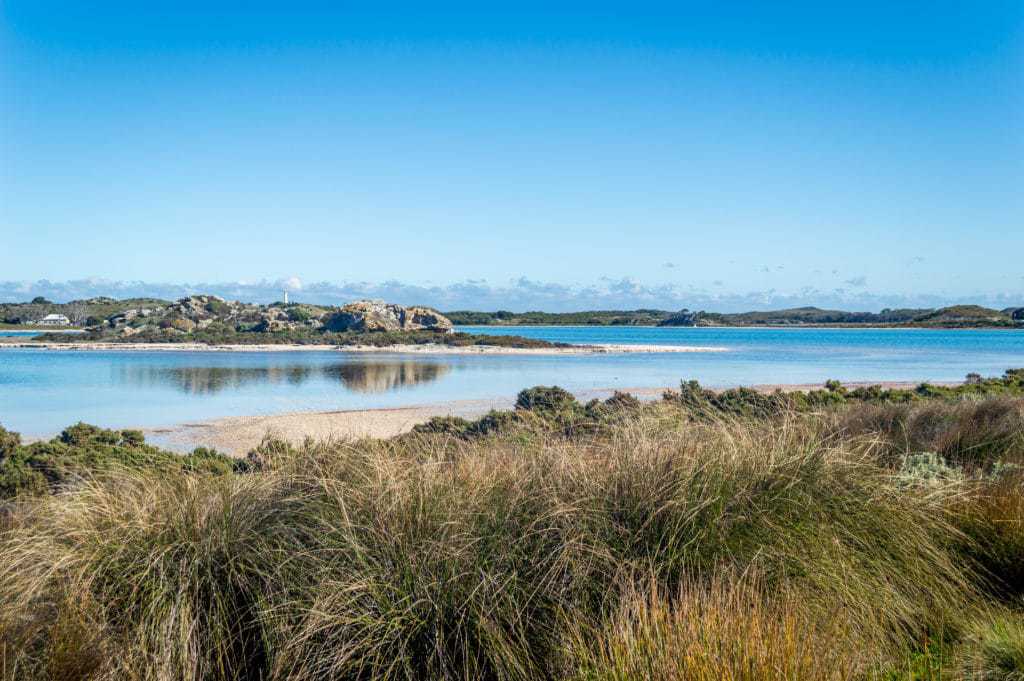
xmin=0 ymin=473 xmax=317 ymax=680
xmin=562 ymin=574 xmax=864 ymax=681
xmin=957 ymin=613 xmax=1024 ymax=680
xmin=954 ymin=471 xmax=1024 ymax=601
xmin=835 ymin=398 xmax=1024 ymax=470
xmin=0 ymin=409 xmax=991 ymax=680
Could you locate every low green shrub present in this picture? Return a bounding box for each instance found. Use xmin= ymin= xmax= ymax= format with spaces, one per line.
xmin=899 ymin=452 xmax=964 ymax=486
xmin=411 ymin=415 xmax=473 ymax=438
xmin=414 ymin=387 xmax=646 ymax=441
xmin=515 ymin=385 xmax=577 ymax=413
xmin=666 ymin=370 xmax=1024 ymax=422
xmin=0 ymin=422 xmax=244 ymax=498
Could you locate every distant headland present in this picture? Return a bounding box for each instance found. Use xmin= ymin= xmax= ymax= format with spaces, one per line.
xmin=447 ymin=304 xmax=1024 ymax=328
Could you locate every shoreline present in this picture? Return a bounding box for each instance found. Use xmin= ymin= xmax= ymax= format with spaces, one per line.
xmin=142 ymin=380 xmax=954 ymax=457
xmin=458 ymin=324 xmax=1022 ymax=331
xmin=0 ymin=340 xmax=728 ymax=354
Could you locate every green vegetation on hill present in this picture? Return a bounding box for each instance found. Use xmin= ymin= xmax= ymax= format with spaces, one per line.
xmin=449 ymin=304 xmax=1024 ymax=328
xmin=3 ymin=370 xmax=1024 ymax=678
xmin=2 ymin=296 xmax=1021 ymax=331
xmin=2 ymin=295 xmax=565 ymax=349
xmin=0 ymin=297 xmax=171 ymax=327
xmin=702 ymin=304 xmax=1019 ymax=327
xmin=446 ymin=309 xmax=671 ymax=326
xmin=35 ymin=325 xmax=565 ymax=349
xmin=698 ymin=305 xmax=924 ymax=325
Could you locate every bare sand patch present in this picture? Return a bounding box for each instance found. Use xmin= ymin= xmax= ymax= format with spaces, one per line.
xmin=146 ymin=399 xmax=507 ymax=456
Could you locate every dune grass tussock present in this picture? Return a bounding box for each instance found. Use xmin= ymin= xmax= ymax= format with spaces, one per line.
xmin=562 ymin=573 xmax=867 ymax=681
xmin=1 ymin=404 xmax=1000 ymax=681
xmin=953 ymin=471 xmax=1024 ymax=602
xmin=1 ymin=473 xmax=306 ymax=680
xmin=956 ymin=612 xmax=1024 ymax=681
xmin=834 ymin=398 xmax=1024 ymax=470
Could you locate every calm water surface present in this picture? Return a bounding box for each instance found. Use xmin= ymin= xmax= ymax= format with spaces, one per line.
xmin=1 ymin=326 xmax=1022 ymax=437
xmin=0 ymin=330 xmax=81 ymax=337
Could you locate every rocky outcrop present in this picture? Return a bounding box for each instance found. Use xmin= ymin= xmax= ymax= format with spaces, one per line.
xmin=167 ymin=295 xmax=237 ymax=320
xmin=404 ymin=306 xmax=454 ymax=331
xmin=165 ymin=318 xmax=197 ymax=333
xmin=86 ymin=295 xmax=450 ymax=338
xmin=253 ymin=308 xmax=291 ymax=333
xmin=326 ymin=301 xmax=454 ymax=333
xmin=106 ymin=307 xmax=163 ymax=328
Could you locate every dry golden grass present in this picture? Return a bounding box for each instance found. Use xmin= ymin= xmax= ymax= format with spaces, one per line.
xmin=0 ymin=401 xmax=1021 ymax=680
xmin=563 ymin=573 xmax=867 ymax=681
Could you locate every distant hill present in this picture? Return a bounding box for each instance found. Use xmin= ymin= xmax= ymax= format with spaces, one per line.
xmin=2 ymin=297 xmax=1021 ymax=331
xmin=699 ymin=305 xmax=1019 ymax=328
xmin=909 ymin=305 xmax=1017 ymax=325
xmin=447 ymin=305 xmax=1023 ymax=328
xmin=445 ymin=309 xmax=670 ymax=326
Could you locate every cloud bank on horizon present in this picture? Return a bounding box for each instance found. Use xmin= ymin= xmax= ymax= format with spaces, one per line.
xmin=2 ymin=278 xmax=1021 ymax=314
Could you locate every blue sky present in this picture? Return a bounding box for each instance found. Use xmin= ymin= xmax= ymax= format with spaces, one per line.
xmin=1 ymin=2 xmax=1022 ymax=310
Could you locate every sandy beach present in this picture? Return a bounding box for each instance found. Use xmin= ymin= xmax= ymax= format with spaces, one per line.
xmin=144 ymin=381 xmax=952 ymax=456
xmin=145 ymin=398 xmax=506 ymax=455
xmin=0 ymin=340 xmax=728 ymax=354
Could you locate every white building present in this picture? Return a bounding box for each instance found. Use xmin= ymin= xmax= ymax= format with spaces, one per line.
xmin=37 ymin=313 xmax=71 ymax=326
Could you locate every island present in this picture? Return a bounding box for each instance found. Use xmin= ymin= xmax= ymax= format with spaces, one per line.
xmin=0 ymin=296 xmax=722 ymax=354
xmin=1 ymin=296 xmax=562 ymax=350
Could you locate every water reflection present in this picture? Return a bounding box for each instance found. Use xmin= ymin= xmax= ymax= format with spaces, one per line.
xmin=118 ymin=360 xmax=451 ymax=394
xmin=323 ymin=362 xmax=450 ymax=393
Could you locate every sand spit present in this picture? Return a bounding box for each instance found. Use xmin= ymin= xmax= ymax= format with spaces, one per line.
xmin=0 ymin=341 xmax=728 ymax=355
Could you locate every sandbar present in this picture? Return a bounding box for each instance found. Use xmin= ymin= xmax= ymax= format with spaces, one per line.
xmin=0 ymin=340 xmax=728 ymax=354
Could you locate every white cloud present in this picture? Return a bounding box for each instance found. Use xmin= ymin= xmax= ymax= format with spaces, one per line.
xmin=0 ymin=278 xmax=1020 ymax=313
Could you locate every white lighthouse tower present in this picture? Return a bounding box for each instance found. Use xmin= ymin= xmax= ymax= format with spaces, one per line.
xmin=283 ymin=291 xmax=289 ymax=305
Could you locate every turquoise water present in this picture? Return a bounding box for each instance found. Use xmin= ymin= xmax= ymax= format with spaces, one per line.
xmin=1 ymin=326 xmax=1022 ymax=437
xmin=0 ymin=330 xmax=82 ymax=337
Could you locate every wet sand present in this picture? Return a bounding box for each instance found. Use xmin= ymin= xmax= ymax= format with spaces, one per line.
xmin=145 ymin=381 xmax=951 ymax=457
